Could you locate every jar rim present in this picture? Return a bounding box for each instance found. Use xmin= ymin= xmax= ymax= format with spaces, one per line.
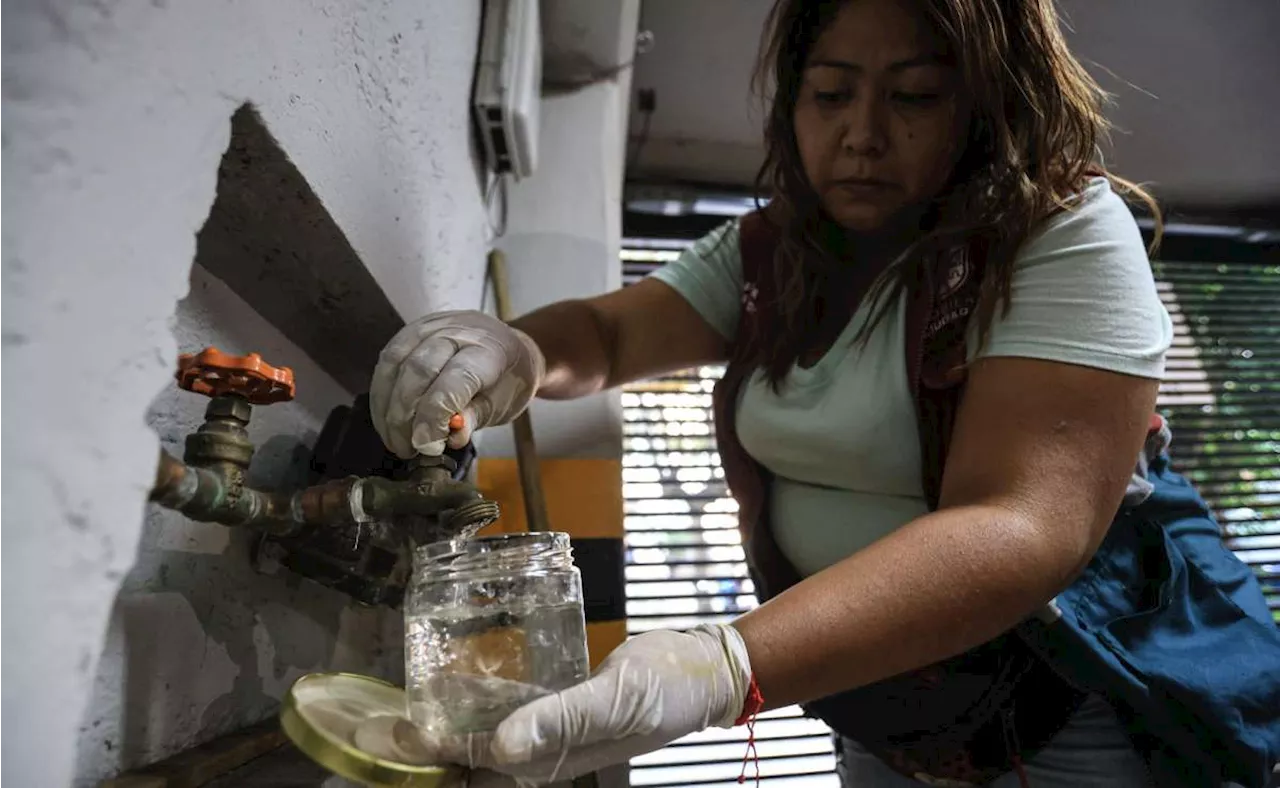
xmin=415 ymin=531 xmax=572 ymax=566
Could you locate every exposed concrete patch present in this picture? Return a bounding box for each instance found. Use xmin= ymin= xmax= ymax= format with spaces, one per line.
xmin=195 ymin=105 xmax=406 ymax=394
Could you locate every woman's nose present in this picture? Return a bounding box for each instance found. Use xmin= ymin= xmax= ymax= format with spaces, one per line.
xmin=840 ymin=96 xmax=888 ymax=157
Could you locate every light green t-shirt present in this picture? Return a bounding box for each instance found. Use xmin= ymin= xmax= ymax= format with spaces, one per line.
xmin=649 ymin=178 xmax=1173 ymax=578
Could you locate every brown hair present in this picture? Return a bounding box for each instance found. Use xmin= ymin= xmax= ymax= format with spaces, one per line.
xmin=748 ymin=0 xmax=1161 ymax=387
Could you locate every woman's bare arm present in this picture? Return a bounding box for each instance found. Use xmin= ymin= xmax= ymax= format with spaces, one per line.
xmin=511 ymin=278 xmax=728 ymax=400
xmin=732 ymin=356 xmax=1159 ymax=708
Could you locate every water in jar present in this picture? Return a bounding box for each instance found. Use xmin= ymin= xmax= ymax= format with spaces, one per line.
xmin=405 ymin=533 xmax=590 ymax=736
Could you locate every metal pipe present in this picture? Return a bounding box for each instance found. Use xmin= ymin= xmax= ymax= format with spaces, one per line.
xmin=150 ymin=449 xmax=300 ymax=534
xmin=151 ymin=450 xmax=298 ymax=534
xmin=151 ymin=450 xmax=499 ymax=537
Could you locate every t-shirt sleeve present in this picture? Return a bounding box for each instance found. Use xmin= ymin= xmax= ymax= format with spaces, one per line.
xmin=647 ymin=219 xmax=744 ymax=341
xmin=971 ymin=180 xmax=1173 ymax=380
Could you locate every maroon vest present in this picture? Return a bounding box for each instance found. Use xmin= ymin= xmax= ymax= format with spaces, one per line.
xmin=711 ymin=211 xmax=1086 ymax=785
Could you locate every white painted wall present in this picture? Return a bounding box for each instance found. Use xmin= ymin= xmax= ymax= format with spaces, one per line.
xmin=2 ymin=1 xmax=491 ymax=785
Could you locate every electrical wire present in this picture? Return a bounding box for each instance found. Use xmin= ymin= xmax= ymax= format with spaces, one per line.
xmin=485 ymin=171 xmax=509 ymax=240
xmin=627 ymin=102 xmax=654 ymax=176
xmin=543 ymin=58 xmax=636 ymax=94
xmin=542 ymin=30 xmax=654 ymax=94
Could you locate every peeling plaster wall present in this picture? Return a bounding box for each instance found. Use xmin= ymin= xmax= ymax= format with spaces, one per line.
xmin=2 ymin=1 xmax=490 ymax=785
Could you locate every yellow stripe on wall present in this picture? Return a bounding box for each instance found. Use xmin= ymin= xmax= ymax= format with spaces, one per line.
xmin=475 ymin=458 xmax=623 ymax=539
xmin=586 ymin=620 xmax=628 ymax=671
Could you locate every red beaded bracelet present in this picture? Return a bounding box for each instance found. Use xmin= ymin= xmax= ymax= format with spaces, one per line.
xmin=736 ymin=674 xmax=765 ymax=785
xmin=734 ymin=674 xmax=765 ymax=727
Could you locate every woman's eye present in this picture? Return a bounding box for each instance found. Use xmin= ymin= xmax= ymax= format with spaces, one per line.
xmin=892 ymin=91 xmax=942 ymax=106
xmin=815 ymin=90 xmax=851 ymax=106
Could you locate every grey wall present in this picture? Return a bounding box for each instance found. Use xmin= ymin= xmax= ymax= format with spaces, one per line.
xmin=2 ymin=1 xmax=492 ymax=785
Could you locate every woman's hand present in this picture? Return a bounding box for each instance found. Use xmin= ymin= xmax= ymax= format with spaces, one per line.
xmin=370 ymin=310 xmax=545 ymax=457
xmin=434 ymin=624 xmax=754 ymax=785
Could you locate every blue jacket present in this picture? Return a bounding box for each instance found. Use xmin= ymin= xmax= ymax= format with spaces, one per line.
xmin=1020 ymin=436 xmax=1280 ymax=787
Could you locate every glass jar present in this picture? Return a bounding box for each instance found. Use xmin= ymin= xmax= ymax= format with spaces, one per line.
xmin=404 ymin=532 xmax=590 ymax=736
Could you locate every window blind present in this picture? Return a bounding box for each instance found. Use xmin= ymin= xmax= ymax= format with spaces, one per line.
xmin=1153 ymin=258 xmax=1280 ymax=620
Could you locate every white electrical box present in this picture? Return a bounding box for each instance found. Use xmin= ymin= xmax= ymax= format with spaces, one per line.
xmin=473 ymin=0 xmax=542 ymax=180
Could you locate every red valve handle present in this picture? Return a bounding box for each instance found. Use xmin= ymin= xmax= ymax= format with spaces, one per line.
xmin=176 ymin=347 xmax=296 ymax=405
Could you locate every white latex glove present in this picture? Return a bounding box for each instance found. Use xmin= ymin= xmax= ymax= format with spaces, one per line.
xmin=430 ymin=624 xmax=754 ymax=786
xmin=370 ymin=310 xmax=545 ymax=457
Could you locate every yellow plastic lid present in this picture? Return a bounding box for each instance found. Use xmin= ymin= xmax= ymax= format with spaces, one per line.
xmin=280 ymin=672 xmax=464 ymax=788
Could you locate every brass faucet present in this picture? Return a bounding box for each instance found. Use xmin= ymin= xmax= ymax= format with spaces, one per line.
xmin=149 ymin=348 xmax=499 ymax=543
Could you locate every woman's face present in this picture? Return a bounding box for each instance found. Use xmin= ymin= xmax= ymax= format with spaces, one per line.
xmin=793 ymin=0 xmax=967 ymax=234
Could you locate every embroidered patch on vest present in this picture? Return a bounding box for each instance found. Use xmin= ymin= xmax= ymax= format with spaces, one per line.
xmin=925 ymin=248 xmax=977 ymax=342
xmin=741 ymin=282 xmax=759 ymax=314
xmin=939 ymin=248 xmax=971 ymax=298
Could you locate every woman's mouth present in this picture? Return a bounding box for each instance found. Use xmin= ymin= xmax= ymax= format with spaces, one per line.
xmin=832 ymin=177 xmax=896 ymax=199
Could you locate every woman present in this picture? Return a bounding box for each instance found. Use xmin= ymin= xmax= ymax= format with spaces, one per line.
xmin=372 ymin=0 xmax=1279 ymax=786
